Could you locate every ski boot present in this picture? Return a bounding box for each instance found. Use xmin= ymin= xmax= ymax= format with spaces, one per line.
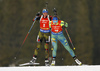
xmin=45 ymin=59 xmax=49 ymax=66
xmin=51 ymin=58 xmax=55 ymax=66
xmin=74 ymin=58 xmax=82 ymax=65
xmin=73 ymin=56 xmax=82 ymax=65
xmin=30 ymin=57 xmax=37 ymax=63
xmin=74 ymin=57 xmax=82 ymax=65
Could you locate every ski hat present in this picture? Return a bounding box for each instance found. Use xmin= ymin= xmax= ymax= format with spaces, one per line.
xmin=42 ymin=9 xmax=48 ymax=13
xmin=52 ymin=17 xmax=58 ymax=20
xmin=52 ymin=17 xmax=58 ymax=23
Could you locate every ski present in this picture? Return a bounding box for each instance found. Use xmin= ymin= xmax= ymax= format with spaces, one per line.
xmin=19 ymin=62 xmax=40 ymax=66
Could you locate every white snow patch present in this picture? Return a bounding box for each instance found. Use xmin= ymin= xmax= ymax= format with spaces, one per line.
xmin=0 ymin=65 xmax=100 ymax=71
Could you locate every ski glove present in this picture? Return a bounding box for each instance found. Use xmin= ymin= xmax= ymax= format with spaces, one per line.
xmin=36 ymin=12 xmax=40 ymax=16
xmin=64 ymin=22 xmax=68 ymax=28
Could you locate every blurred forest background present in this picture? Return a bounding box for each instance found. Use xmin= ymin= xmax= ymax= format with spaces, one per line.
xmin=0 ymin=0 xmax=100 ymax=66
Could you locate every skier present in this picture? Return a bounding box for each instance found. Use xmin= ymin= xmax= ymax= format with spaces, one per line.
xmin=30 ymin=8 xmax=52 ymax=66
xmin=49 ymin=16 xmax=82 ymax=66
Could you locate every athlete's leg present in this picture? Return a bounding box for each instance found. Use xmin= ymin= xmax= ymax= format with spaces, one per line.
xmin=34 ymin=31 xmax=43 ymax=57
xmin=44 ymin=33 xmax=50 ymax=66
xmin=30 ymin=31 xmax=43 ymax=63
xmin=51 ymin=34 xmax=58 ymax=58
xmin=51 ymin=34 xmax=58 ymax=66
xmin=44 ymin=33 xmax=50 ymax=60
xmin=58 ymin=33 xmax=75 ymax=57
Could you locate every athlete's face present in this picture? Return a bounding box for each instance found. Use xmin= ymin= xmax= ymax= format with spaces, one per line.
xmin=53 ymin=20 xmax=58 ymax=24
xmin=43 ymin=12 xmax=48 ymax=17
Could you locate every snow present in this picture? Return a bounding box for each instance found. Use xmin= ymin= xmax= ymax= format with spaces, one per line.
xmin=0 ymin=65 xmax=100 ymax=71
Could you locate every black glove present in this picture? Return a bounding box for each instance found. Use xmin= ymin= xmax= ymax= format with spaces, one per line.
xmin=36 ymin=12 xmax=40 ymax=16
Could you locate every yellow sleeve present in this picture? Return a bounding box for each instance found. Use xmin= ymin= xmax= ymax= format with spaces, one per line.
xmin=61 ymin=21 xmax=68 ymax=27
xmin=49 ymin=21 xmax=51 ymax=28
xmin=61 ymin=21 xmax=64 ymax=26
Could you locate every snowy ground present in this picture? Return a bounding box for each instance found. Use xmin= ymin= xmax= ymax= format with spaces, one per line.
xmin=0 ymin=65 xmax=100 ymax=71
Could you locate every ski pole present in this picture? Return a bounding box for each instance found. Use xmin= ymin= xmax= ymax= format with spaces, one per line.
xmin=21 ymin=17 xmax=37 ymax=47
xmin=65 ymin=28 xmax=75 ymax=50
xmin=14 ymin=17 xmax=37 ymax=59
xmin=21 ymin=21 xmax=36 ymax=47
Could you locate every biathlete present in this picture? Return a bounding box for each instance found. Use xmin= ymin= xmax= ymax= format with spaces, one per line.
xmin=30 ymin=8 xmax=52 ymax=66
xmin=49 ymin=16 xmax=82 ymax=66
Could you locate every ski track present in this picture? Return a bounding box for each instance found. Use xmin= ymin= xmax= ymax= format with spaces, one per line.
xmin=0 ymin=65 xmax=100 ymax=71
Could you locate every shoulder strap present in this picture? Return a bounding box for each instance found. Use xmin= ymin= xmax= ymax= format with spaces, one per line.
xmin=40 ymin=15 xmax=50 ymax=22
xmin=58 ymin=20 xmax=61 ymax=25
xmin=47 ymin=15 xmax=50 ymax=21
xmin=40 ymin=15 xmax=43 ymax=22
